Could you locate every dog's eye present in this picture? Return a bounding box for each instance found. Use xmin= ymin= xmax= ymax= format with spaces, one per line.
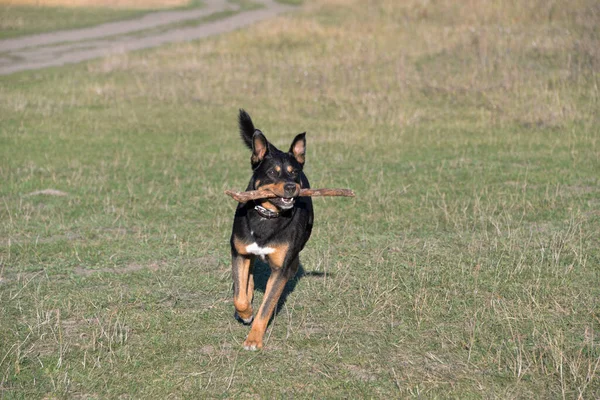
xmin=268 ymin=169 xmax=278 ymax=177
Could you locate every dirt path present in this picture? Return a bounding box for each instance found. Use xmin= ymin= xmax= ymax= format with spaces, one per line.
xmin=0 ymin=0 xmax=293 ymax=75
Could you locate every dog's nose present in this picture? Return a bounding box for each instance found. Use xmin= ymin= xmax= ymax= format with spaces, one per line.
xmin=284 ymin=183 xmax=297 ymax=196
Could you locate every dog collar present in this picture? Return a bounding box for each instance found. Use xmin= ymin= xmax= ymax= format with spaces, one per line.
xmin=254 ymin=204 xmax=280 ymax=219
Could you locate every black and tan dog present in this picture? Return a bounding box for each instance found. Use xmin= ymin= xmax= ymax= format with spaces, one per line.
xmin=230 ymin=109 xmax=313 ymax=350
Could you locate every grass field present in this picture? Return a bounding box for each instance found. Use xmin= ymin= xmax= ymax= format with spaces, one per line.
xmin=1 ymin=0 xmax=599 ymax=397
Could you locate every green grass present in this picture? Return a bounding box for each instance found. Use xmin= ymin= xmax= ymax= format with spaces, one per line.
xmin=0 ymin=0 xmax=204 ymax=40
xmin=1 ymin=0 xmax=599 ymax=397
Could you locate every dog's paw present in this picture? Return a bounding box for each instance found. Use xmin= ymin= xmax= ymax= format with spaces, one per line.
xmin=234 ymin=311 xmax=254 ymax=325
xmin=243 ymin=338 xmax=263 ymax=351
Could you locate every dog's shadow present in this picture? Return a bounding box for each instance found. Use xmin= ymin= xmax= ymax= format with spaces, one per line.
xmin=252 ymin=260 xmax=327 ymax=318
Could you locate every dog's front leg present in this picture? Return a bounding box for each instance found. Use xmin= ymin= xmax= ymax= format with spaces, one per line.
xmin=232 ymin=251 xmax=255 ymax=325
xmin=243 ymin=252 xmax=298 ymax=351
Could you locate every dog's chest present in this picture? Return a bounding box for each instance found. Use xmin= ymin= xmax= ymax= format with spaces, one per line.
xmin=245 ymin=241 xmax=275 ymax=256
xmin=242 ymin=229 xmax=276 ymax=261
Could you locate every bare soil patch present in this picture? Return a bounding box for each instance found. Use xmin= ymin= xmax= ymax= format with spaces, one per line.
xmin=0 ymin=0 xmax=190 ymax=8
xmin=25 ymin=188 xmax=69 ymax=196
xmin=73 ymin=261 xmax=164 ymax=276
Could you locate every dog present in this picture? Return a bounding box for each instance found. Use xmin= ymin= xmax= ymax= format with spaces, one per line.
xmin=230 ymin=109 xmax=313 ymax=350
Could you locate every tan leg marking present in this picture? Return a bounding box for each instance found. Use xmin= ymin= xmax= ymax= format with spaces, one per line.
xmin=232 ymin=255 xmax=254 ymax=322
xmin=232 ymin=235 xmax=249 ymax=255
xmin=243 ymin=245 xmax=294 ymax=351
xmin=267 ymin=243 xmax=289 ymax=268
xmin=232 ymin=235 xmax=255 ymax=323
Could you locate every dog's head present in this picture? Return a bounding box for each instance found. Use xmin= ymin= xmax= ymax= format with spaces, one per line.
xmin=238 ymin=109 xmax=306 ymax=211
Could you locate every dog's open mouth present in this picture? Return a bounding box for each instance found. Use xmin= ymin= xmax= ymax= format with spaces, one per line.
xmin=270 ymin=196 xmax=296 ymax=210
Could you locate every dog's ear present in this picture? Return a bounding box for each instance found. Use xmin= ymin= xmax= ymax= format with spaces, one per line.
xmin=238 ymin=109 xmax=255 ymax=150
xmin=251 ymin=130 xmax=269 ymax=166
xmin=289 ymin=133 xmax=306 ymax=165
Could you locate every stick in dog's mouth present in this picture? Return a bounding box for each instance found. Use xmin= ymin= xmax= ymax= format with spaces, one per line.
xmin=224 ymin=188 xmax=355 ymax=203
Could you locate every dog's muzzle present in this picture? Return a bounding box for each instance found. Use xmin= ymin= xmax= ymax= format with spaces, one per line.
xmin=269 ymin=183 xmax=300 ymax=210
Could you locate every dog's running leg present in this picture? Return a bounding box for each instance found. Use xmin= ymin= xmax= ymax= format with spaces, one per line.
xmin=244 ymin=251 xmax=298 ymax=351
xmin=232 ymin=251 xmax=255 ymax=325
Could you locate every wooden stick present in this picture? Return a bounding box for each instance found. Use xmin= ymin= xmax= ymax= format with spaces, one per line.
xmin=224 ymin=188 xmax=355 ymax=203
